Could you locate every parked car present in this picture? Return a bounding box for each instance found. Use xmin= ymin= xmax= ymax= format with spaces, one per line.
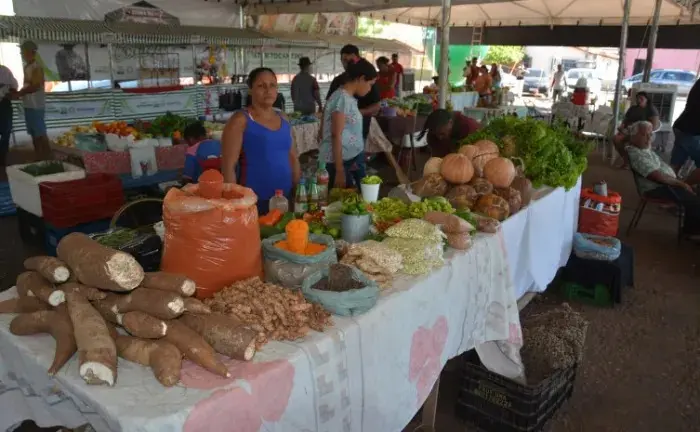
xmin=563 ymin=68 xmax=603 ymax=101
xmin=622 ymin=69 xmax=697 ymax=95
xmin=522 ymin=68 xmax=549 ymax=94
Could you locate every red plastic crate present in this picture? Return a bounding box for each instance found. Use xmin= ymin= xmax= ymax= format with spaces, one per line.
xmin=40 ymin=174 xmax=126 ymax=228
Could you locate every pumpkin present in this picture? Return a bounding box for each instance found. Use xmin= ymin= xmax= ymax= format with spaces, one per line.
xmin=483 ymin=157 xmax=516 ymax=188
xmin=423 ymin=157 xmax=443 ymax=176
xmin=471 ymin=140 xmax=499 ymax=177
xmin=474 ymin=194 xmax=510 ymax=222
xmin=445 ymin=185 xmax=478 ymax=210
xmin=440 ymin=153 xmax=474 ymax=185
xmin=412 ymin=173 xmax=449 ymax=197
xmin=468 ymin=177 xmax=494 ymax=197
xmin=458 ymin=144 xmax=479 ymax=160
xmin=502 ymin=135 xmax=517 ymax=157
xmin=510 ymin=157 xmax=533 ymax=206
xmin=494 ymin=187 xmax=523 ymax=214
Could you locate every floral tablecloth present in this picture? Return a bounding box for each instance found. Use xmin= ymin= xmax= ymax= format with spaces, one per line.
xmin=0 ymin=232 xmax=520 ymax=432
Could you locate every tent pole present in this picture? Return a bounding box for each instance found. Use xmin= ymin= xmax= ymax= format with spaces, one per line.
xmin=643 ymin=0 xmax=663 ymax=82
xmin=611 ymin=0 xmax=631 ymax=161
xmin=438 ymin=0 xmax=451 ymax=109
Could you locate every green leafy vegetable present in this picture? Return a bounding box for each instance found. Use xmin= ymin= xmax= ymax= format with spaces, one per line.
xmin=361 ymin=175 xmax=383 ymax=185
xmin=20 ymin=161 xmax=66 ymax=177
xmin=408 ymin=197 xmax=455 ymax=218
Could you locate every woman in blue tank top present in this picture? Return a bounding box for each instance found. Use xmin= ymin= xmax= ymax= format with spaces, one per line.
xmin=222 ymin=68 xmax=300 ymax=214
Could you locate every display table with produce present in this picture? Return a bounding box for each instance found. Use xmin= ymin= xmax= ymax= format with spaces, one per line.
xmin=0 ymin=230 xmax=519 ymax=432
xmin=0 ymin=114 xmax=589 ymax=431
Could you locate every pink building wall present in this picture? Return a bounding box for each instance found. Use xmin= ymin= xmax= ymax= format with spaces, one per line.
xmin=625 ymin=48 xmax=700 ymax=77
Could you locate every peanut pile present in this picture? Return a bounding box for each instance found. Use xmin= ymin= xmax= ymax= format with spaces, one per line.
xmin=205 ymin=277 xmax=332 ymax=348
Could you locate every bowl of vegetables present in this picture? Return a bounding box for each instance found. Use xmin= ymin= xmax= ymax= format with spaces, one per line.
xmin=360 ymin=175 xmax=382 ymax=203
xmin=340 ymin=194 xmax=373 ymax=243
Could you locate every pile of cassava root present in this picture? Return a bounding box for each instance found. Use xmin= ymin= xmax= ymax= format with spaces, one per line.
xmin=206 ymin=277 xmax=333 ymax=349
xmin=0 ymin=232 xmax=259 ymax=388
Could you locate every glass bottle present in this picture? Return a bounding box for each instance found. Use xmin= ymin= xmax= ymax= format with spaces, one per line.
xmin=308 ymin=179 xmax=320 ymax=213
xmin=295 ymin=179 xmax=308 ymax=216
xmin=316 ymin=162 xmax=329 ymax=207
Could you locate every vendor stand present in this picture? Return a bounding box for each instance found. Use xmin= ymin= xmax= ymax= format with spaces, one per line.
xmin=0 ymin=112 xmax=587 ymax=432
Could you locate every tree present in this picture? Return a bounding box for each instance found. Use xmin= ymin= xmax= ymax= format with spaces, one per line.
xmin=356 ymin=17 xmax=386 ymax=37
xmin=482 ymin=46 xmax=526 ymax=67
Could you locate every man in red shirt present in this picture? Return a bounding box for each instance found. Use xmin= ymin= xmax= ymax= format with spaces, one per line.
xmin=390 ymin=53 xmax=404 ymax=96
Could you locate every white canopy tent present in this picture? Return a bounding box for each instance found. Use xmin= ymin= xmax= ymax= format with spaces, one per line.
xmin=245 ymin=0 xmax=696 ymax=27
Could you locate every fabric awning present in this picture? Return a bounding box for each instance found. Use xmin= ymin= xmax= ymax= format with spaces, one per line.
xmin=246 ymin=0 xmax=696 ymax=27
xmin=0 ymin=16 xmax=112 ymax=43
xmin=0 ymin=16 xmax=267 ymax=45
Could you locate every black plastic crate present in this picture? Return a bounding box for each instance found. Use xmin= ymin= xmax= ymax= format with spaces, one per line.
xmin=455 ymin=350 xmax=577 ymax=432
xmin=16 ymin=207 xmax=45 ymax=247
xmin=457 ymin=382 xmax=573 ymax=432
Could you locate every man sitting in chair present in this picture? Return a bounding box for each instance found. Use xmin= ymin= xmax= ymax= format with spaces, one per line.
xmin=182 ymin=121 xmax=222 ymax=184
xmin=627 ymin=120 xmax=700 ymax=238
xmin=613 ymin=91 xmax=660 ymax=169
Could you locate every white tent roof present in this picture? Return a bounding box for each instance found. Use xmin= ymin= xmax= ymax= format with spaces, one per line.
xmin=246 ymin=0 xmax=696 ymax=27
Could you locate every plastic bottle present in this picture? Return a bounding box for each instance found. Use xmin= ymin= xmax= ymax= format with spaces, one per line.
xmin=316 ymin=162 xmax=329 ymax=207
xmin=295 ymin=179 xmax=308 ymax=216
xmin=269 ymin=189 xmax=289 ymax=213
xmin=308 ymin=179 xmax=320 ymax=212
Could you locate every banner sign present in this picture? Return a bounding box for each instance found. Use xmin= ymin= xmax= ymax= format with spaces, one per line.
xmin=104 ymin=1 xmax=180 ymax=26
xmin=249 ymin=13 xmax=357 ymax=36
xmin=119 ymin=91 xmax=196 ymax=115
xmin=243 ymin=47 xmax=338 ymax=75
xmin=45 ymin=98 xmax=112 ymax=121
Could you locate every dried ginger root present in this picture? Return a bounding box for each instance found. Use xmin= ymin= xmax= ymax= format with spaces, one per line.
xmin=204 ymin=277 xmax=332 ymax=348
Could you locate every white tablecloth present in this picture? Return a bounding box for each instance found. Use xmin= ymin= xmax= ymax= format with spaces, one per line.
xmin=501 ymin=178 xmax=581 ymax=299
xmin=0 ymin=233 xmax=520 ymax=432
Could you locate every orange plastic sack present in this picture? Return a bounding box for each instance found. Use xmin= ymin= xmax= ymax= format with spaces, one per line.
xmin=161 ymin=182 xmax=263 ymax=299
xmin=578 ymin=188 xmax=622 ymax=237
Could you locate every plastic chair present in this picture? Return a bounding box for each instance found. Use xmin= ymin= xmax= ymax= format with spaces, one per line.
xmin=626 ymin=170 xmax=684 ymax=243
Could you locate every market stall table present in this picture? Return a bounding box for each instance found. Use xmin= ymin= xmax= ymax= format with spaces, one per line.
xmin=0 ymin=233 xmax=520 ymax=432
xmin=450 ymin=92 xmax=479 ymax=112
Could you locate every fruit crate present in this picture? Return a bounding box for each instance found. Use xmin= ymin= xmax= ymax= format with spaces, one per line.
xmin=44 ymin=219 xmax=112 ymax=256
xmin=40 ymin=174 xmax=125 ymax=228
xmin=562 ymin=282 xmax=613 ymax=307
xmin=455 ymin=350 xmax=576 ymax=432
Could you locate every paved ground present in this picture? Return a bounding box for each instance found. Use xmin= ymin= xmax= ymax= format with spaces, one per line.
xmin=3 ymin=146 xmax=699 ymax=431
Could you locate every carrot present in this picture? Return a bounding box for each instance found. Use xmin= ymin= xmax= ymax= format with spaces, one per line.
xmin=16 ymin=271 xmax=65 ymax=306
xmin=0 ymin=296 xmax=51 ymax=314
xmin=141 ymin=272 xmax=196 ymax=297
xmin=179 ymin=313 xmax=257 ymax=361
xmin=119 ymin=311 xmax=167 ymax=339
xmin=60 ymin=282 xmax=107 ymax=301
xmin=259 ymin=209 xmax=283 ymax=226
xmin=65 ymin=291 xmax=117 ymax=386
xmin=183 ymin=297 xmax=211 ymax=315
xmin=23 ymin=256 xmax=71 ymax=283
xmin=115 ymin=335 xmax=182 ymax=387
xmin=56 ymin=233 xmax=144 ymax=292
xmin=164 ymin=320 xmax=230 ymax=378
xmin=9 ymin=305 xmax=77 ymax=375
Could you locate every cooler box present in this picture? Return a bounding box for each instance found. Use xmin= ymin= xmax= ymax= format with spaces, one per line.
xmin=7 ymin=162 xmax=86 ymax=217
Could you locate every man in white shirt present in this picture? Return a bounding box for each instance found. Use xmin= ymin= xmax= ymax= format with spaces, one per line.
xmin=550 ymin=64 xmax=567 ymax=102
xmin=14 ymin=40 xmax=51 ymax=160
xmin=0 ymin=64 xmax=18 ymax=167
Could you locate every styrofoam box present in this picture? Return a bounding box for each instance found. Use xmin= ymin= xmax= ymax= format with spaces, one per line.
xmin=6 ymin=162 xmax=86 ymax=217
